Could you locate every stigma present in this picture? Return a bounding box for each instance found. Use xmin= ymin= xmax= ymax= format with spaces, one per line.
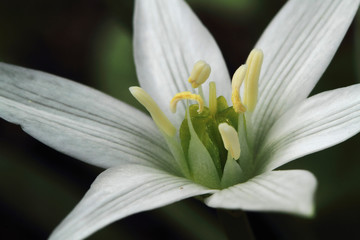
xmin=170 ymin=92 xmax=204 ymax=113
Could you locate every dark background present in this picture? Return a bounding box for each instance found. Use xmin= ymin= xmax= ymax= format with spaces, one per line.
xmin=0 ymin=0 xmax=359 ymax=239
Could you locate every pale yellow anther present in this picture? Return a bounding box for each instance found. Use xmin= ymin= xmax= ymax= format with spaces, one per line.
xmin=188 ymin=60 xmax=211 ymax=88
xmin=243 ymin=49 xmax=263 ymax=112
xmin=231 ymin=64 xmax=247 ymax=113
xmin=129 ymin=87 xmax=176 ymax=137
xmin=218 ymin=123 xmax=241 ymax=160
xmin=170 ymin=92 xmax=204 ymax=113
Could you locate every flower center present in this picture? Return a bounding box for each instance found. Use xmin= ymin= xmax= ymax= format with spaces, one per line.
xmin=130 ymin=49 xmax=263 ymax=189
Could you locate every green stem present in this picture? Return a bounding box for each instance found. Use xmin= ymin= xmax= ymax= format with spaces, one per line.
xmin=217 ymin=210 xmax=255 ymax=240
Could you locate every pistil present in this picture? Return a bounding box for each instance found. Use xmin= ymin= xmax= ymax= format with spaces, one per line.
xmin=209 ymin=82 xmax=217 ymax=116
xmin=170 ymin=92 xmax=204 ymax=113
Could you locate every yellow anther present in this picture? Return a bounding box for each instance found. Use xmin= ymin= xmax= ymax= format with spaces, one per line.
xmin=188 ymin=60 xmax=211 ymax=88
xmin=170 ymin=92 xmax=204 ymax=113
xmin=243 ymin=49 xmax=263 ymax=112
xmin=209 ymin=82 xmax=217 ymax=116
xmin=218 ymin=123 xmax=241 ymax=160
xmin=231 ymin=64 xmax=247 ymax=113
xmin=129 ymin=87 xmax=176 ymax=137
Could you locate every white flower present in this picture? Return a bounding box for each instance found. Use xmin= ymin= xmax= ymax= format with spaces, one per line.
xmin=0 ymin=0 xmax=359 ymax=239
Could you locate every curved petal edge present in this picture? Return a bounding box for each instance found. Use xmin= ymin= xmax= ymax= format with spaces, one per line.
xmin=49 ymin=165 xmax=214 ymax=240
xmin=205 ymin=170 xmax=317 ymax=217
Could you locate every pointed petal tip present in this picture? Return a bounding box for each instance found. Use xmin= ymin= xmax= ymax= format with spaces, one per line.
xmin=252 ymin=0 xmax=360 ymax=146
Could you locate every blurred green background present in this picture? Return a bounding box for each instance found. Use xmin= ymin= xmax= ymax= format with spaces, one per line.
xmin=0 ymin=0 xmax=359 ymax=239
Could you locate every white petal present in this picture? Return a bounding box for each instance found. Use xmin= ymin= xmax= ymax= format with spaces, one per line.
xmin=0 ymin=63 xmax=176 ymax=172
xmin=205 ymin=170 xmax=317 ymax=217
xmin=134 ymin=0 xmax=231 ymax=126
xmin=49 ymin=165 xmax=214 ymax=240
xmin=256 ymin=84 xmax=360 ymax=172
xmin=252 ymin=0 xmax=360 ymax=146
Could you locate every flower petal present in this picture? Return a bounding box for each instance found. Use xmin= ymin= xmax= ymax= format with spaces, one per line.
xmin=256 ymin=84 xmax=360 ymax=172
xmin=252 ymin=0 xmax=360 ymax=146
xmin=205 ymin=170 xmax=317 ymax=217
xmin=49 ymin=165 xmax=214 ymax=240
xmin=0 ymin=63 xmax=176 ymax=172
xmin=134 ymin=0 xmax=231 ymax=126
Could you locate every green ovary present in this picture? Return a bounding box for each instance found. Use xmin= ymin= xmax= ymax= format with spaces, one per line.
xmin=179 ymin=96 xmax=240 ymax=187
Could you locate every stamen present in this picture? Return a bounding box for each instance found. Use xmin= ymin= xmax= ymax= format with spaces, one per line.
xmin=188 ymin=60 xmax=211 ymax=88
xmin=170 ymin=92 xmax=204 ymax=113
xmin=243 ymin=48 xmax=263 ymax=112
xmin=218 ymin=123 xmax=241 ymax=160
xmin=129 ymin=87 xmax=176 ymax=137
xmin=231 ymin=64 xmax=247 ymax=113
xmin=209 ymin=81 xmax=217 ymax=116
